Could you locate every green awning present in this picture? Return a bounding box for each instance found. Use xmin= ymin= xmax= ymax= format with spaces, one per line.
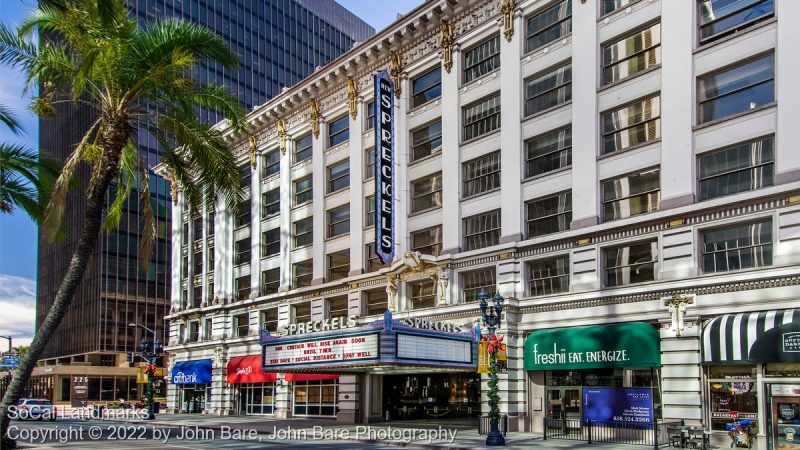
xmin=523 ymin=322 xmax=661 ymax=371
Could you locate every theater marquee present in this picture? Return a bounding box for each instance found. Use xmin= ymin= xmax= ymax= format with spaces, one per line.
xmin=264 ymin=333 xmax=379 ymax=365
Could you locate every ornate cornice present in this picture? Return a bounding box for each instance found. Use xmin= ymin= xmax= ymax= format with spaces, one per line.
xmin=500 ymin=0 xmax=515 ymax=42
xmin=389 ymin=51 xmax=403 ymax=98
xmin=440 ymin=20 xmax=455 ymax=73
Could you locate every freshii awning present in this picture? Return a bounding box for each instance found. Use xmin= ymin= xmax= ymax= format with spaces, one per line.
xmin=523 ymin=322 xmax=661 ymax=371
xmin=702 ymin=309 xmax=800 ymax=364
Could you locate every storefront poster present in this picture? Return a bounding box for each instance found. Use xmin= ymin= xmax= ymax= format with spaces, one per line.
xmin=582 ymin=387 xmax=653 ymax=425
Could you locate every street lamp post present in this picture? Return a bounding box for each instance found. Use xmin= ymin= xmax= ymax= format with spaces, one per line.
xmin=129 ymin=323 xmax=163 ymax=420
xmin=0 ymin=336 xmax=12 ymax=352
xmin=478 ymin=290 xmax=505 ymax=446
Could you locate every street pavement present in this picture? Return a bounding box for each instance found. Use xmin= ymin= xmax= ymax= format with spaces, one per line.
xmin=4 ymin=413 xmax=735 ymax=449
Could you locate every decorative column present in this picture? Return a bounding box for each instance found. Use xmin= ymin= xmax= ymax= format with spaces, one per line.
xmin=215 ymin=193 xmax=234 ymax=303
xmin=279 ymin=137 xmax=294 ymax=292
xmin=200 ymin=191 xmax=210 ymax=307
xmin=660 ymin=0 xmax=695 ymax=209
xmin=499 ymin=8 xmax=523 ymax=243
xmin=775 ymin=0 xmax=800 ymax=183
xmin=170 ymin=179 xmax=183 ymax=313
xmin=394 ymin=74 xmax=410 ymax=260
xmin=569 ymin=0 xmax=599 ymax=229
xmin=349 ymin=97 xmax=365 ymax=276
xmin=440 ymin=44 xmax=462 ymax=254
xmin=273 ymin=303 xmax=292 ymax=418
xmin=659 ymin=295 xmax=703 ymax=425
xmin=312 ymin=115 xmax=327 ymax=285
xmin=250 ymin=140 xmax=263 ymax=298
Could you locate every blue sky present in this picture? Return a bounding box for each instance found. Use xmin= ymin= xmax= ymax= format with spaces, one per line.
xmin=0 ymin=0 xmax=421 ymax=346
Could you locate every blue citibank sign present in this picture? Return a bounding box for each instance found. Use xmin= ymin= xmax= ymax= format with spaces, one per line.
xmin=374 ymin=69 xmax=395 ymax=265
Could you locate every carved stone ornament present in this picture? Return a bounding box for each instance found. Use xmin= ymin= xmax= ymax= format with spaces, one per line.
xmin=389 ymin=51 xmax=403 ymax=98
xmin=277 ymin=119 xmax=287 ymax=155
xmin=309 ymin=99 xmax=320 ymax=138
xmin=501 ymin=0 xmax=515 ymax=42
xmin=169 ymin=173 xmax=179 ymax=206
xmin=386 ymin=274 xmax=398 ymax=312
xmin=248 ymin=135 xmax=257 ymax=168
xmin=440 ymin=20 xmax=455 ymax=73
xmin=347 ymin=78 xmax=358 ymax=120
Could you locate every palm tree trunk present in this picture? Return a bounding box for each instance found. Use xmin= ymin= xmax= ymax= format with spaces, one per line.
xmin=0 ymin=118 xmax=129 ymax=447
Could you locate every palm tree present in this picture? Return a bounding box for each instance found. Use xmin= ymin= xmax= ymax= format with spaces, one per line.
xmin=0 ymin=0 xmax=246 ymax=444
xmin=0 ymin=104 xmax=58 ymax=220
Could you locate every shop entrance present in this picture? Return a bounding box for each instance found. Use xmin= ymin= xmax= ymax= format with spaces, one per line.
xmin=546 ymin=387 xmax=581 ymax=420
xmin=768 ymin=385 xmax=800 ymax=450
xmin=382 ymin=373 xmax=480 ymax=421
xmin=181 ymin=386 xmax=206 ymax=413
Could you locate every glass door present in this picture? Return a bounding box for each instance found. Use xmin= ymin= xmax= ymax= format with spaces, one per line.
xmin=772 ymin=396 xmax=800 ymax=450
xmin=546 ymin=387 xmax=581 ymax=419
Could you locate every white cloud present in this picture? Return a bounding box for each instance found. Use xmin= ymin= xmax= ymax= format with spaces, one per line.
xmin=0 ymin=274 xmax=36 ymax=348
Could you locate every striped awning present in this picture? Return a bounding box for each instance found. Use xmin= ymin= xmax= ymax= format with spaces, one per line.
xmin=702 ymin=309 xmax=800 ymax=364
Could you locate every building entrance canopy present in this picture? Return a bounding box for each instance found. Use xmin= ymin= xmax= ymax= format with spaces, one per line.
xmin=523 ymin=322 xmax=661 ymax=371
xmin=171 ymin=359 xmax=212 ymax=384
xmin=260 ymin=310 xmax=478 ymax=372
xmin=702 ymin=309 xmax=800 ymax=364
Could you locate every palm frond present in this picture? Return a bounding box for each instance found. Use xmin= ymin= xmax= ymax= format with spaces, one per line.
xmin=0 ymin=104 xmax=22 ymax=134
xmin=102 ymin=140 xmax=136 ymax=232
xmin=137 ymin=158 xmax=156 ymax=269
xmin=0 ymin=22 xmax=38 ymax=71
xmin=0 ymin=143 xmax=58 ymax=221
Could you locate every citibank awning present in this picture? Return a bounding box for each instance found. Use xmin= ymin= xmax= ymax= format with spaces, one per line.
xmin=226 ymin=356 xmax=277 ymax=384
xmin=524 ymin=322 xmax=661 ymax=371
xmin=171 ymin=359 xmax=212 ymax=384
xmin=702 ymin=309 xmax=800 ymax=364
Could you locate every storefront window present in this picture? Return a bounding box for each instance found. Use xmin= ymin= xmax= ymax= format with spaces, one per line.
xmin=293 ymin=380 xmax=338 ymax=417
xmin=708 ymin=365 xmax=759 ymax=433
xmin=239 ymin=382 xmax=275 ymax=415
xmin=766 ymin=363 xmax=800 ymax=377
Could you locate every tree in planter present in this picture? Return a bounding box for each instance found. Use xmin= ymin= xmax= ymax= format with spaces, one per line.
xmin=0 ymin=0 xmax=246 ymax=445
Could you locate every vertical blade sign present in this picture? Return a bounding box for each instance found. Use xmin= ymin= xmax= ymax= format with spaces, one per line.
xmin=374 ymin=69 xmax=395 ymax=265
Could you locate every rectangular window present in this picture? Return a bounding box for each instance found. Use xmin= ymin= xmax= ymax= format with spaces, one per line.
xmin=412 ymin=226 xmax=443 ymax=257
xmin=208 ymin=248 xmax=215 ymax=272
xmin=364 ymin=289 xmax=388 ymax=316
xmin=528 ymin=255 xmax=570 ymax=296
xmin=525 ymin=64 xmax=572 ymax=116
xmin=192 ymin=285 xmax=202 ymax=308
xmin=463 ymin=94 xmax=501 ymax=141
xmin=602 ymin=168 xmax=660 ymax=221
xmin=208 ymin=212 xmax=214 ymax=237
xmin=410 ymin=279 xmax=436 ymax=310
xmin=262 ymin=188 xmax=280 ymax=218
xmin=236 ymin=275 xmax=251 ymax=301
xmin=411 ymin=121 xmax=443 ymax=162
xmin=182 ymin=222 xmax=188 ymax=244
xmin=603 ymin=23 xmax=661 ymax=85
xmin=262 ymin=228 xmax=280 ymax=257
xmin=698 ymin=54 xmax=774 ymax=124
xmin=261 ymin=149 xmax=280 ymax=178
xmin=193 ymin=251 xmax=202 ymax=276
xmin=188 ymin=321 xmax=200 ymax=342
xmin=236 ymin=200 xmax=251 ymax=228
xmin=328 ymin=250 xmax=349 ymax=281
xmin=411 ymin=67 xmax=442 ymax=108
xmin=293 ymin=261 xmax=313 ymax=288
xmin=293 ymin=302 xmax=311 ymax=323
xmin=328 ymin=115 xmax=349 ymax=147
xmin=233 ymin=313 xmax=250 ymax=337
xmin=327 ymin=204 xmax=350 ymax=237
xmin=261 ymin=307 xmax=278 ymax=332
xmin=327 ymin=296 xmax=348 ymax=320
xmin=262 ymin=268 xmax=279 ymax=295
xmin=602 ymin=0 xmax=641 ymax=15
xmin=464 ymin=209 xmax=501 ymax=251
xmin=411 ymin=172 xmax=443 ymax=213
xmin=464 ymin=35 xmax=500 ymax=83
xmin=240 ymin=166 xmax=252 ymax=189
xmin=699 ymin=0 xmax=774 ymax=45
xmin=526 ymin=127 xmax=572 ymax=178
xmin=462 ymin=268 xmax=497 ymax=303
xmin=182 ymin=256 xmax=189 ymax=279
xmin=702 ymin=220 xmax=772 ymax=273
xmin=365 ymin=195 xmax=375 ymax=227
xmin=699 ymin=136 xmax=774 ymax=201
xmin=203 ymin=318 xmax=212 ymax=341
xmin=526 ymin=0 xmax=572 ymax=53
xmin=293 ymin=217 xmax=312 ymax=248
xmin=294 ymin=133 xmax=313 ymax=164
xmin=605 ymin=240 xmax=658 ymax=287
xmin=294 ymin=176 xmax=312 ymax=206
xmin=365 ymin=242 xmax=390 ymax=272
xmin=602 ymin=95 xmax=661 ymax=154
xmin=235 ymin=237 xmax=251 ymax=266
xmin=463 ymin=151 xmax=501 ymax=198
xmin=526 ymin=191 xmax=572 ymax=238
xmin=365 ymin=100 xmax=375 ymax=131
xmin=365 ymin=148 xmax=376 ymax=179
xmin=192 ymin=216 xmax=203 ymax=241
xmin=327 ymin=160 xmax=350 ymax=193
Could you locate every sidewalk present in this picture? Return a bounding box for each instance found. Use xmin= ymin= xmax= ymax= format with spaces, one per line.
xmin=100 ymin=413 xmax=670 ymax=449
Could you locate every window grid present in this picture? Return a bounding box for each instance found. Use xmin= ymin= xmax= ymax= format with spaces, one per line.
xmin=293 ymin=217 xmax=313 ymax=248
xmin=698 ymin=54 xmax=774 ymax=124
xmin=235 ymin=237 xmax=251 ymax=266
xmin=365 ymin=195 xmax=375 ymax=227
xmin=410 ymin=279 xmax=436 ymax=310
xmin=293 ymin=302 xmax=311 ymax=323
xmin=411 ymin=121 xmax=443 ymax=162
xmin=605 ymin=241 xmax=658 ymax=287
xmin=365 ymin=148 xmax=376 ymax=179
xmin=236 ymin=275 xmax=251 ymax=301
xmin=262 ymin=228 xmax=280 ymax=258
xmin=463 ymin=95 xmax=501 ymax=141
xmin=365 ymin=101 xmax=375 ymax=131
xmin=236 ymin=200 xmax=251 ymax=229
xmin=602 ymin=168 xmax=661 ymax=222
xmin=602 ymin=0 xmax=642 ymax=16
xmin=262 ymin=268 xmax=279 ymax=296
xmin=526 ymin=127 xmax=572 ymax=178
xmin=702 ymin=220 xmax=772 ymax=273
xmin=464 ymin=210 xmax=501 ymax=251
xmin=602 ymin=23 xmax=661 ymax=85
xmin=528 ymin=255 xmax=570 ymax=296
xmin=327 ymin=204 xmax=350 ymax=238
xmin=365 ymin=242 xmax=389 ymax=272
xmin=327 ymin=160 xmax=350 ymax=193
xmin=411 ymin=172 xmax=443 ymax=213
xmin=526 ymin=191 xmax=572 ymax=238
xmin=261 ymin=150 xmax=280 ymax=178
xmin=699 ymin=136 xmax=774 ymax=201
xmin=364 ymin=289 xmax=388 ymax=316
xmin=462 ymin=268 xmax=497 ymax=303
xmin=294 ymin=134 xmax=313 ymax=164
xmin=698 ymin=0 xmax=774 ymax=45
xmin=464 ymin=35 xmax=500 ymax=83
xmin=602 ymin=95 xmax=661 ymax=154
xmin=412 ymin=226 xmax=443 ymax=257
xmin=328 ymin=250 xmax=349 ymax=281
xmin=262 ymin=188 xmax=280 ymax=219
xmin=294 ymin=176 xmax=313 ymax=206
xmin=463 ymin=151 xmax=501 ymax=198
xmin=526 ymin=0 xmax=572 ymax=53
xmin=293 ymin=261 xmax=313 ymax=288
xmin=327 ymin=296 xmax=349 ymax=320
xmin=234 ymin=313 xmax=250 ymax=337
xmin=412 ymin=67 xmax=442 ymax=108
xmin=261 ymin=307 xmax=279 ymax=332
xmin=328 ymin=115 xmax=349 ymax=147
xmin=525 ymin=64 xmax=572 ymax=116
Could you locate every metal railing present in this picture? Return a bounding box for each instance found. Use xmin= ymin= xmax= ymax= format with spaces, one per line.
xmin=543 ymin=417 xmax=682 ymax=448
xmin=478 ymin=414 xmax=508 ymax=436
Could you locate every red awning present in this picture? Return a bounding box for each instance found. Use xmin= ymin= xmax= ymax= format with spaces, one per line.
xmin=284 ymin=373 xmax=340 ymax=382
xmin=226 ymin=356 xmax=277 ymax=384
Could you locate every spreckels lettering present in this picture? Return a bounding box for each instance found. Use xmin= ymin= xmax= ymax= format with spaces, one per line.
xmin=399 ymin=318 xmax=461 ymax=333
xmin=284 ymin=315 xmax=358 ymax=336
